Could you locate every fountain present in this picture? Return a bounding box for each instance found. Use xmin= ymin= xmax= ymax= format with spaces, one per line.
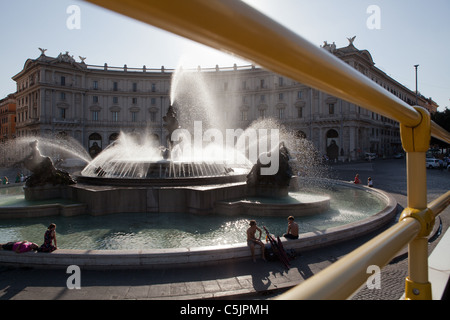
xmin=0 ymin=66 xmax=397 ymax=269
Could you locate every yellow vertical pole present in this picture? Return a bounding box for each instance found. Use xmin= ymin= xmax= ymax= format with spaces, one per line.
xmin=400 ymin=106 xmax=433 ymax=300
xmin=405 ymin=153 xmax=431 ymax=299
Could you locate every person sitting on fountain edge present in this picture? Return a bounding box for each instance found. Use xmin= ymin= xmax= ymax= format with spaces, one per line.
xmin=39 ymin=223 xmax=57 ymax=252
xmin=283 ymin=216 xmax=299 ymax=239
xmin=247 ymin=220 xmax=266 ymax=262
xmin=1 ymin=241 xmax=39 ymax=253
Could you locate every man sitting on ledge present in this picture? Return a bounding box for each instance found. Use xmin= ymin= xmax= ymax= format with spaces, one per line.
xmin=283 ymin=216 xmax=299 ymax=239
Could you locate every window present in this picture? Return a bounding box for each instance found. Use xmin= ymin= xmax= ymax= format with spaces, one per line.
xmin=112 ymin=111 xmax=119 ymax=122
xmin=278 ymin=77 xmax=284 ymax=87
xmin=93 ymin=80 xmax=98 ymax=90
xmin=259 ymin=109 xmax=266 ymax=119
xmin=113 ymin=97 xmax=118 ymax=104
xmin=151 ymin=98 xmax=156 ymax=105
xmin=132 ymin=83 xmax=137 ymax=92
xmin=297 ymin=91 xmax=303 ymax=99
xmin=89 ymin=133 xmax=102 ymax=158
xmin=60 ymin=92 xmax=66 ymax=100
xmin=61 ymin=76 xmax=66 ymax=86
xmin=132 ymin=97 xmax=137 ymax=105
xmin=278 ymin=93 xmax=284 ymax=101
xmin=260 ymin=79 xmax=265 ymax=88
xmin=297 ymin=107 xmax=303 ymax=118
xmin=151 ymin=83 xmax=156 ymax=92
xmin=224 ymin=82 xmax=228 ymax=91
xmin=260 ymin=95 xmax=265 ymax=102
xmin=93 ymin=96 xmax=98 ymax=103
xmin=328 ymin=103 xmax=335 ymax=115
xmin=59 ymin=108 xmax=66 ymax=119
xmin=241 ymin=110 xmax=248 ymax=121
xmin=131 ymin=111 xmax=138 ymax=122
xmin=150 ymin=111 xmax=156 ymax=122
xmin=92 ymin=111 xmax=99 ymax=121
xmin=113 ymin=82 xmax=118 ymax=91
xmin=278 ymin=108 xmax=285 ymax=119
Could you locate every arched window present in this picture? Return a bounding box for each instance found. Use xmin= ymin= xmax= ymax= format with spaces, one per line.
xmin=295 ymin=130 xmax=306 ymax=139
xmin=109 ymin=132 xmax=119 ymax=145
xmin=88 ymin=133 xmax=102 ymax=158
xmin=326 ymin=129 xmax=339 ymax=160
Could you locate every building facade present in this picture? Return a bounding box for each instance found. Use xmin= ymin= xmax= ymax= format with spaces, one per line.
xmin=0 ymin=94 xmax=16 ymax=143
xmin=11 ymin=39 xmax=438 ymax=161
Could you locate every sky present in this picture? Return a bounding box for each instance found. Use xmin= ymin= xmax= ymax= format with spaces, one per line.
xmin=0 ymin=0 xmax=449 ymax=111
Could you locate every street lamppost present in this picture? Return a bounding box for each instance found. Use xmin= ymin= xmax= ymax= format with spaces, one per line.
xmin=414 ymin=64 xmax=419 ymax=105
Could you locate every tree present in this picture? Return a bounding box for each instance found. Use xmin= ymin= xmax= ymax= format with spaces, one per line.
xmin=430 ymin=108 xmax=450 ymax=150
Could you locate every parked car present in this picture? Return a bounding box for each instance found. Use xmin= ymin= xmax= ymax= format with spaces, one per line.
xmin=364 ymin=153 xmax=376 ymax=161
xmin=426 ymin=158 xmax=440 ymax=169
xmin=393 ymin=153 xmax=404 ymax=159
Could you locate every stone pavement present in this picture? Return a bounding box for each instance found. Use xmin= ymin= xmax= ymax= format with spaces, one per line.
xmin=0 ymin=159 xmax=449 ymax=301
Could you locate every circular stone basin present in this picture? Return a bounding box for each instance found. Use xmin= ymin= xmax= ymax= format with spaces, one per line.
xmin=0 ymin=180 xmax=397 ymax=269
xmin=0 ymin=183 xmax=388 ymax=250
xmin=76 ymin=166 xmax=249 ymax=187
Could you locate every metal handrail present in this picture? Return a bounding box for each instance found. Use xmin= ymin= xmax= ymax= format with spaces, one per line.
xmin=429 ymin=191 xmax=450 ymax=220
xmin=84 ymin=0 xmax=450 ymax=300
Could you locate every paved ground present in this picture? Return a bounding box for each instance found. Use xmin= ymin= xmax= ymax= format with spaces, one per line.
xmin=0 ymin=158 xmax=449 ymax=302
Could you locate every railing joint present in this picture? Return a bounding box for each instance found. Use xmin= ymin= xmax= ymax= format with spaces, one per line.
xmin=400 ymin=207 xmax=435 ymax=238
xmin=399 ymin=106 xmax=431 ymax=153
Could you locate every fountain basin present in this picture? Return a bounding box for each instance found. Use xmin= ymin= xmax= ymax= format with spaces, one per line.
xmin=20 ymin=174 xmax=329 ymax=217
xmin=82 ymin=159 xmax=243 ymax=179
xmin=0 ymin=184 xmax=397 ymax=269
xmin=68 ymin=181 xmax=249 ymax=215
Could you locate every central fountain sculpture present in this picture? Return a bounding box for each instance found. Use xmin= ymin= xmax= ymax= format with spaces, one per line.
xmin=162 ymin=104 xmax=180 ymax=154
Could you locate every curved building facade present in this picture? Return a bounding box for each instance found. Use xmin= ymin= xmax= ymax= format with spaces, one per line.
xmin=11 ymin=39 xmax=438 ymax=161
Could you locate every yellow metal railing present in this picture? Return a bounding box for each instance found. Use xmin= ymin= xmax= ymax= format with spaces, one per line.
xmin=85 ymin=0 xmax=450 ymax=300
